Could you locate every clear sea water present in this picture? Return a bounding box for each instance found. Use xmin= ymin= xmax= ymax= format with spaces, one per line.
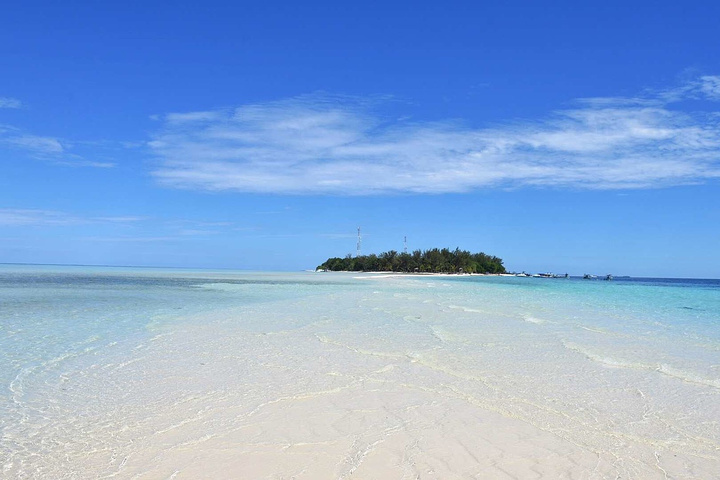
xmin=1 ymin=265 xmax=719 ymax=478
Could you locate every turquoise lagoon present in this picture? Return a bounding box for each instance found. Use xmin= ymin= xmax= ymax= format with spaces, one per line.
xmin=1 ymin=265 xmax=719 ymax=478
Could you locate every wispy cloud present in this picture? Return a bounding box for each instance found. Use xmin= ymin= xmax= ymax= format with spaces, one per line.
xmin=150 ymin=78 xmax=720 ymax=195
xmin=0 ymin=209 xmax=84 ymax=226
xmin=1 ymin=133 xmax=116 ymax=168
xmin=80 ymin=236 xmax=178 ymax=243
xmin=0 ymin=209 xmax=146 ymax=227
xmin=0 ymin=209 xmax=242 ymax=241
xmin=658 ymin=75 xmax=720 ymax=103
xmin=699 ymin=76 xmax=720 ymax=100
xmin=93 ymin=216 xmax=148 ymax=223
xmin=164 ymin=110 xmax=226 ymax=124
xmin=164 ymin=219 xmax=235 ymax=228
xmin=6 ymin=135 xmax=64 ymax=155
xmin=177 ymin=229 xmax=220 ymax=236
xmin=0 ymin=125 xmax=117 ymax=169
xmin=0 ymin=97 xmax=22 ymax=109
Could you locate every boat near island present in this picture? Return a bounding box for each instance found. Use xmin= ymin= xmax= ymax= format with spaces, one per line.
xmin=528 ymin=272 xmax=569 ymax=278
xmin=517 ymin=272 xmax=568 ymax=278
xmin=583 ymin=274 xmax=612 ymax=280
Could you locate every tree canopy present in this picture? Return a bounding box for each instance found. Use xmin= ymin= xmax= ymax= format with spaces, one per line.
xmin=317 ymin=248 xmax=505 ymax=274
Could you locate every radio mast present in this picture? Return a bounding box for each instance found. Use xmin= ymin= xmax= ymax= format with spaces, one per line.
xmin=403 ymin=236 xmax=408 ymax=254
xmin=356 ymin=227 xmax=362 ymax=257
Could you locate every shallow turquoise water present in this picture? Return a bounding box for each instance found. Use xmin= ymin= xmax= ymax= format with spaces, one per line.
xmin=424 ymin=274 xmax=720 ymax=386
xmin=1 ymin=266 xmax=719 ymax=478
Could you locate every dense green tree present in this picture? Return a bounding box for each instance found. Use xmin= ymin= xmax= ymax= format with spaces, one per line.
xmin=316 ymin=247 xmax=505 ymax=274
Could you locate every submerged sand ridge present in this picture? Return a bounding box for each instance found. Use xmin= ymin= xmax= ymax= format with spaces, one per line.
xmin=2 ymin=273 xmax=719 ymax=479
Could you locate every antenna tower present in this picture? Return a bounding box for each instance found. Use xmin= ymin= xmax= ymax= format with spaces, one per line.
xmin=356 ymin=227 xmax=362 ymax=257
xmin=403 ymin=236 xmax=408 ymax=254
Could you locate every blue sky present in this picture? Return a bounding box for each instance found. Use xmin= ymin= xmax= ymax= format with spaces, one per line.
xmin=1 ymin=0 xmax=719 ymax=277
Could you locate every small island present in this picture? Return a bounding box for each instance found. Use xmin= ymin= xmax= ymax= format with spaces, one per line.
xmin=317 ymin=248 xmax=506 ymax=274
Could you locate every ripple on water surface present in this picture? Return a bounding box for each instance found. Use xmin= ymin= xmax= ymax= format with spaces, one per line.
xmin=1 ymin=268 xmax=719 ymax=478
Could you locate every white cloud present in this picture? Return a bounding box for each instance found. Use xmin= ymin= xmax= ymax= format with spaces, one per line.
xmin=1 ymin=131 xmax=117 ymax=168
xmin=699 ymin=76 xmax=720 ymax=100
xmin=0 ymin=209 xmax=146 ymax=227
xmin=177 ymin=229 xmax=220 ymax=236
xmin=81 ymin=236 xmax=178 ymax=243
xmin=0 ymin=209 xmax=83 ymax=226
xmin=0 ymin=210 xmax=244 ymax=243
xmin=6 ymin=135 xmax=64 ymax=155
xmin=149 ymin=82 xmax=720 ymax=195
xmin=660 ymin=75 xmax=720 ymax=102
xmin=93 ymin=216 xmax=148 ymax=223
xmin=164 ymin=219 xmax=234 ymax=227
xmin=0 ymin=97 xmax=22 ymax=109
xmin=164 ymin=110 xmax=225 ymax=124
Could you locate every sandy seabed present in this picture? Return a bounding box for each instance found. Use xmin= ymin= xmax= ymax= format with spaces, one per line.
xmin=3 ymin=274 xmax=719 ymax=479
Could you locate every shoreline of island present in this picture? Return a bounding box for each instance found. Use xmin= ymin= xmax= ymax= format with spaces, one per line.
xmin=316 ymin=270 xmax=516 ymax=277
